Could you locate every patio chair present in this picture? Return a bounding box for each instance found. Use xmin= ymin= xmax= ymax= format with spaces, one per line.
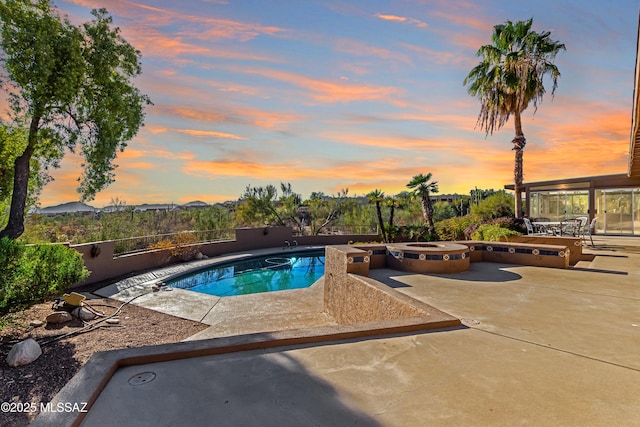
xmin=581 ymin=217 xmax=597 ymax=246
xmin=564 ymin=217 xmax=587 ymax=237
xmin=523 ymin=218 xmax=549 ymax=236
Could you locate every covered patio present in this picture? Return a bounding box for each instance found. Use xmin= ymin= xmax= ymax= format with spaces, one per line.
xmin=505 ymin=15 xmax=640 ymax=236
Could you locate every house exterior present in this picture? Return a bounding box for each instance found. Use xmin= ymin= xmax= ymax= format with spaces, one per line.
xmin=505 ymin=14 xmax=640 ymax=236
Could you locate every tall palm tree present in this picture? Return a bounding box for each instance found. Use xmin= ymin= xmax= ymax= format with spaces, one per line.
xmin=366 ymin=189 xmax=387 ymax=242
xmin=463 ymin=18 xmax=565 ymax=218
xmin=407 ymin=173 xmax=439 ymax=235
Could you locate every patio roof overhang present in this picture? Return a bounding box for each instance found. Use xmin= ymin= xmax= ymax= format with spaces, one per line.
xmin=505 ymin=173 xmax=640 ymax=193
xmin=629 ymin=11 xmax=640 ymax=178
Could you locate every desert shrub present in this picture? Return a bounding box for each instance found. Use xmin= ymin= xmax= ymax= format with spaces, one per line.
xmin=435 ymin=214 xmax=482 ymax=241
xmin=0 ymin=241 xmax=89 ymax=315
xmin=471 ymin=191 xmax=514 ymax=219
xmin=471 ymin=224 xmax=520 ymax=241
xmin=148 ymin=232 xmax=201 ymax=261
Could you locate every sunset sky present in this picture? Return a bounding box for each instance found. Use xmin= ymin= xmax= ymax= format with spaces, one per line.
xmin=30 ymin=0 xmax=640 ymax=207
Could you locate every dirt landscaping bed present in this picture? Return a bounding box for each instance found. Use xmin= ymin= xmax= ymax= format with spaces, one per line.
xmin=0 ymin=297 xmax=208 ymax=426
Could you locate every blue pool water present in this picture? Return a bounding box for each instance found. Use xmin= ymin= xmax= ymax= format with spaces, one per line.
xmin=166 ymin=250 xmax=325 ymax=297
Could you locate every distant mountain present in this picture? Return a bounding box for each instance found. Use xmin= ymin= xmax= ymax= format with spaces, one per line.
xmin=30 ymin=200 xmax=214 ymax=215
xmin=182 ymin=200 xmax=209 ymax=207
xmin=31 ymin=202 xmax=96 ymax=215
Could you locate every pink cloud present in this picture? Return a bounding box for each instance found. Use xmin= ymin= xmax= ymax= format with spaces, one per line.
xmin=228 ymin=66 xmax=403 ymax=103
xmin=375 ymin=13 xmax=428 ymax=28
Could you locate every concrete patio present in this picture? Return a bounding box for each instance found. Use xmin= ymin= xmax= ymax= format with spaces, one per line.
xmin=34 ymin=236 xmax=640 ymax=426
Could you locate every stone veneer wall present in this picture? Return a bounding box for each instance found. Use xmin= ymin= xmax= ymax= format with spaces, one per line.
xmin=324 ymin=246 xmax=425 ymax=325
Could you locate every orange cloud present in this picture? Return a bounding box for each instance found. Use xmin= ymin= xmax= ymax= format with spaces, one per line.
xmin=228 ymin=66 xmax=403 ymax=103
xmin=124 ymin=26 xmax=276 ymax=63
xmin=375 ymin=13 xmax=428 ymax=28
xmin=146 ymin=125 xmax=247 ymax=140
xmin=177 ymin=129 xmax=247 ymax=140
xmin=181 ymin=157 xmax=445 ymax=190
xmin=65 ymin=0 xmax=286 ymax=40
xmin=152 ymin=104 xmax=302 ymax=129
xmin=63 ymin=0 xmax=285 ymax=63
xmin=115 ymin=145 xmax=197 ymax=161
xmin=430 ymin=10 xmax=490 ymax=32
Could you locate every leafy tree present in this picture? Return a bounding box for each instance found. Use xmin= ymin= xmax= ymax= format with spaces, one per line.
xmin=464 ymin=18 xmax=565 ymax=218
xmin=432 ymin=201 xmax=457 ymax=223
xmin=0 ymin=0 xmax=151 ymax=239
xmin=337 ymin=201 xmax=377 ymax=233
xmin=236 ymin=182 xmax=303 ymax=231
xmin=366 ymin=189 xmax=387 ymax=242
xmin=407 ymin=173 xmax=439 ymax=235
xmin=471 ymin=190 xmax=514 ymax=219
xmin=236 ymin=184 xmax=283 ymax=226
xmin=305 ymin=189 xmax=351 ymax=235
xmin=277 ymin=182 xmax=304 ymax=232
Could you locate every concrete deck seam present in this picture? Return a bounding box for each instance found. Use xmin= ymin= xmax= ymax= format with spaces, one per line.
xmin=198 ymin=296 xmax=222 ymax=324
xmin=471 ymin=326 xmax=640 ymax=373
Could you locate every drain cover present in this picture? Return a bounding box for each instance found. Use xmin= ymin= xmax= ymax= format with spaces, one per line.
xmin=128 ymin=371 xmax=156 ymax=386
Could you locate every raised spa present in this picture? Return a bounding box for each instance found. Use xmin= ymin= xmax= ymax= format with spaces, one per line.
xmin=385 ymin=242 xmax=471 ymax=274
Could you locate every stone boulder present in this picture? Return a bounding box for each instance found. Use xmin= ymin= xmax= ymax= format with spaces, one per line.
xmin=71 ymin=306 xmax=96 ymax=321
xmin=46 ymin=311 xmax=73 ymax=324
xmin=6 ymin=338 xmax=42 ymax=367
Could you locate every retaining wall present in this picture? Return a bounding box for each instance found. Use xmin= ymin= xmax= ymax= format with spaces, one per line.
xmin=71 ymin=227 xmax=378 ymax=287
xmin=323 ymin=246 xmax=427 ymax=325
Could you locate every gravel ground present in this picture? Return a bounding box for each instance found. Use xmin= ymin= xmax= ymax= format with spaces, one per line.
xmin=0 ymin=297 xmax=208 ymax=426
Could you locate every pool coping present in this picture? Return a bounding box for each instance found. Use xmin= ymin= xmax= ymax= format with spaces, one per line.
xmin=95 ymin=246 xmax=326 ymax=295
xmin=93 ymin=246 xmax=328 ymax=324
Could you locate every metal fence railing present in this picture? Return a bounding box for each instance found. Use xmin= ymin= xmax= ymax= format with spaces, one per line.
xmin=112 ymin=229 xmax=235 ymax=257
xmin=111 ymin=225 xmax=378 ymax=257
xmin=293 ymin=225 xmax=379 ymax=236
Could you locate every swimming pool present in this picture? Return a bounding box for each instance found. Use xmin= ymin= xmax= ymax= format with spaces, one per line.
xmin=166 ymin=250 xmax=325 ymax=297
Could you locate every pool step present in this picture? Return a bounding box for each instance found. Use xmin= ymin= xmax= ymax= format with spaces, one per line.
xmin=572 ymin=260 xmax=593 ymax=269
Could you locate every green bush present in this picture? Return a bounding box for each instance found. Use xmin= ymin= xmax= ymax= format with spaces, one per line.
xmin=471 ymin=224 xmax=521 ymax=241
xmin=0 ymin=241 xmax=89 ymax=315
xmin=0 ymin=237 xmax=25 ymax=295
xmin=389 ymin=224 xmax=435 ymax=242
xmin=465 ymin=216 xmax=525 ymax=238
xmin=471 ymin=191 xmax=514 ymax=219
xmin=432 ymin=202 xmax=457 ymax=223
xmin=435 ymin=214 xmax=482 ymax=241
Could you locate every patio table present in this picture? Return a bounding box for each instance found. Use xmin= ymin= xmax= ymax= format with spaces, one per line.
xmin=532 ymin=220 xmax=580 ymax=236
